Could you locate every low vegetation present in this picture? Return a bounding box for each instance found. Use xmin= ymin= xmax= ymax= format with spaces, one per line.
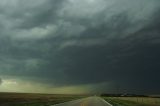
xmin=103 ymin=97 xmax=160 ymax=106
xmin=0 ymin=92 xmax=86 ymax=106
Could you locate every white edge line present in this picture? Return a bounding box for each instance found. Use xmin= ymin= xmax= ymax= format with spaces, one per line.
xmin=101 ymin=98 xmax=113 ymax=106
xmin=51 ymin=96 xmax=113 ymax=106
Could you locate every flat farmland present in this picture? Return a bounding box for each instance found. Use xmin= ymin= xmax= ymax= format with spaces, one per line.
xmin=0 ymin=92 xmax=86 ymax=106
xmin=104 ymin=97 xmax=160 ymax=106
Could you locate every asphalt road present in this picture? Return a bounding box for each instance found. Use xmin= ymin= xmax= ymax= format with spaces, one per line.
xmin=52 ymin=96 xmax=112 ymax=106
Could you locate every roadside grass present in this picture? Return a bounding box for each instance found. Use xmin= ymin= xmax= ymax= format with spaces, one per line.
xmin=103 ymin=97 xmax=160 ymax=106
xmin=0 ymin=92 xmax=86 ymax=106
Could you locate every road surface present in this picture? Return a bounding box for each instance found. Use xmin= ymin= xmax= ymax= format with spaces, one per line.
xmin=52 ymin=96 xmax=112 ymax=106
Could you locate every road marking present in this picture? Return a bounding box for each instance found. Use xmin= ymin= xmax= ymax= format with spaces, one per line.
xmin=101 ymin=98 xmax=113 ymax=106
xmin=51 ymin=97 xmax=113 ymax=106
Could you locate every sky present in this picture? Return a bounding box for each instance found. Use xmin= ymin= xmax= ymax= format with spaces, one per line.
xmin=0 ymin=0 xmax=160 ymax=94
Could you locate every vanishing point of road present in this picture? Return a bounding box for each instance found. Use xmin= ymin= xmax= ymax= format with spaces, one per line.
xmin=52 ymin=96 xmax=112 ymax=106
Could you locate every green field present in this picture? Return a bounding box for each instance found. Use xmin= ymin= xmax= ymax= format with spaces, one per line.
xmin=103 ymin=97 xmax=160 ymax=106
xmin=0 ymin=92 xmax=86 ymax=106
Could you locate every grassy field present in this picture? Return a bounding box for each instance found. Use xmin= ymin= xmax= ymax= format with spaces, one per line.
xmin=103 ymin=97 xmax=160 ymax=106
xmin=0 ymin=92 xmax=86 ymax=106
xmin=1 ymin=93 xmax=160 ymax=106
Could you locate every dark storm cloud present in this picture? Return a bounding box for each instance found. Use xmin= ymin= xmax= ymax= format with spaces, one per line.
xmin=0 ymin=0 xmax=160 ymax=94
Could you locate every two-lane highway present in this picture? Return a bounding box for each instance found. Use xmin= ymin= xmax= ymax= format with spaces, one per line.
xmin=52 ymin=96 xmax=112 ymax=106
